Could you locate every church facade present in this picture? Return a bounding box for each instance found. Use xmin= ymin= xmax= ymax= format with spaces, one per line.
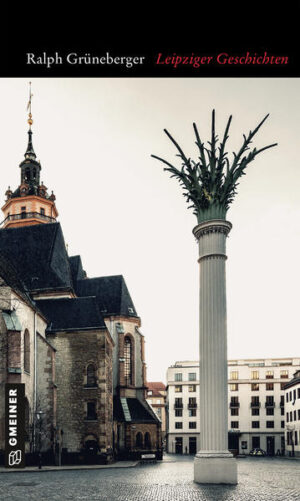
xmin=0 ymin=104 xmax=161 ymax=464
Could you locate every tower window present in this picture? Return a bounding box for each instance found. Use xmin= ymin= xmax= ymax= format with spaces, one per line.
xmin=86 ymin=402 xmax=97 ymax=420
xmin=86 ymin=364 xmax=97 ymax=387
xmin=40 ymin=208 xmax=45 ymax=215
xmin=24 ymin=329 xmax=30 ymax=373
xmin=124 ymin=336 xmax=133 ymax=385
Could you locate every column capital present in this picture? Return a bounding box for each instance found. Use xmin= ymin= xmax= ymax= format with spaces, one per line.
xmin=192 ymin=219 xmax=232 ymax=241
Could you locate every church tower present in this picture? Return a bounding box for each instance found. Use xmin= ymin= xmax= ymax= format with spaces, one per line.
xmin=1 ymin=84 xmax=58 ymax=229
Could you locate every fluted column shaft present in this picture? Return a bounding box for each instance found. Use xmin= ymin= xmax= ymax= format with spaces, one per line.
xmin=193 ymin=219 xmax=232 ymax=456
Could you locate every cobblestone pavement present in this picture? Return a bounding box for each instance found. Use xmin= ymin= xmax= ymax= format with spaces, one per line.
xmin=1 ymin=455 xmax=300 ymax=501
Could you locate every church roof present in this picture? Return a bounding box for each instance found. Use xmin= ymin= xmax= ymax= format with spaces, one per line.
xmin=75 ymin=275 xmax=138 ymax=317
xmin=35 ymin=297 xmax=106 ymax=332
xmin=113 ymin=397 xmax=159 ymax=423
xmin=0 ymin=223 xmax=74 ymax=293
xmin=69 ymin=255 xmax=86 ymax=283
xmin=0 ymin=251 xmax=35 ymax=307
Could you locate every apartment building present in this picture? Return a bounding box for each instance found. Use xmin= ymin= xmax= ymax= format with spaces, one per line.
xmin=284 ymin=369 xmax=300 ymax=457
xmin=167 ymin=358 xmax=300 ymax=455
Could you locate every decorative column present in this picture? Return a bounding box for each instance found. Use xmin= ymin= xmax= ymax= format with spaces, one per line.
xmin=152 ymin=110 xmax=277 ymax=484
xmin=193 ymin=219 xmax=237 ymax=484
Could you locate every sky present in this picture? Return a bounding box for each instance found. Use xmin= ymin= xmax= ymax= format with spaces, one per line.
xmin=0 ymin=78 xmax=299 ymax=382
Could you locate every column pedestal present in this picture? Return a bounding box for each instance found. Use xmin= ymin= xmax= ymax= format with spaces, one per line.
xmin=193 ymin=219 xmax=237 ymax=485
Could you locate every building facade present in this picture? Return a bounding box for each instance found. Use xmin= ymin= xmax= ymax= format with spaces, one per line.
xmin=284 ymin=369 xmax=300 ymax=457
xmin=146 ymin=382 xmax=167 ymax=441
xmin=167 ymin=358 xmax=300 ymax=456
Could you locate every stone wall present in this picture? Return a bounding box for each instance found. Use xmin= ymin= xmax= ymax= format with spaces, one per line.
xmin=47 ymin=328 xmax=113 ymax=454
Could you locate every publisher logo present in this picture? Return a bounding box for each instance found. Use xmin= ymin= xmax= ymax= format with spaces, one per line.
xmin=8 ymin=450 xmax=22 ymax=466
xmin=5 ymin=384 xmax=25 ymax=468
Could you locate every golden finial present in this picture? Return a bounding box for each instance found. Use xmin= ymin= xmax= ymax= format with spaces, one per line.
xmin=26 ymin=82 xmax=33 ymax=128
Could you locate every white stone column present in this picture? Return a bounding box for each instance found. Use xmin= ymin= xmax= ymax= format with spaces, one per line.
xmin=193 ymin=219 xmax=237 ymax=484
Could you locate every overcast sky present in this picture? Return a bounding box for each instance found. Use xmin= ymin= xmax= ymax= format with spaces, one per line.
xmin=0 ymin=78 xmax=299 ymax=382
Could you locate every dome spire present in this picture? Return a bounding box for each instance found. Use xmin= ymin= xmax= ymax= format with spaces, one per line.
xmin=25 ymin=82 xmax=36 ymax=160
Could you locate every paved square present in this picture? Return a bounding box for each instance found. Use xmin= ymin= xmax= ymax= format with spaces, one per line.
xmin=1 ymin=456 xmax=300 ymax=500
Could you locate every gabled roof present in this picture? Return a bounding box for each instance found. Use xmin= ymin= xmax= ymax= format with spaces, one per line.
xmin=0 ymin=223 xmax=74 ymax=293
xmin=75 ymin=275 xmax=138 ymax=317
xmin=35 ymin=297 xmax=106 ymax=332
xmin=147 ymin=382 xmax=166 ymax=391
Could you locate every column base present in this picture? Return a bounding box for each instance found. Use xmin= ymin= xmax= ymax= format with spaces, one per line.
xmin=194 ymin=453 xmax=237 ymax=484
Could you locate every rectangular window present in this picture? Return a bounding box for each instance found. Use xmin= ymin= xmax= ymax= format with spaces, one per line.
xmin=294 ymin=410 xmax=297 ymax=421
xmin=281 ymin=407 xmax=284 ymax=416
xmin=286 ymin=393 xmax=289 ymax=402
xmin=281 ymin=421 xmax=285 ymax=429
xmin=231 ymin=408 xmax=239 ymax=416
xmin=188 ymin=385 xmax=196 ymax=392
xmin=251 ymin=371 xmax=259 ymax=380
xmin=266 ymin=396 xmax=274 ymax=405
xmin=266 ymin=371 xmax=274 ymax=379
xmin=251 ymin=396 xmax=260 ymax=406
xmin=230 ymin=371 xmax=239 ymax=380
xmin=86 ymin=402 xmax=97 ymax=420
xmin=252 ymin=408 xmax=259 ymax=416
xmin=280 ymin=370 xmax=289 ymax=378
xmin=175 ymin=373 xmax=182 ymax=382
xmin=251 ymin=383 xmax=259 ymax=391
xmin=175 ymin=385 xmax=182 ymax=393
xmin=188 ymin=372 xmax=196 ymax=381
xmin=294 ymin=390 xmax=296 ymax=401
xmin=252 ymin=421 xmax=260 ymax=428
xmin=266 ymin=383 xmax=274 ymax=391
xmin=231 ymin=421 xmax=239 ymax=429
xmin=286 ymin=412 xmax=289 ymax=422
xmin=188 ymin=397 xmax=197 ymax=408
xmin=188 ymin=409 xmax=196 ymax=417
xmin=230 ymin=384 xmax=238 ymax=391
xmin=175 ymin=409 xmax=182 ymax=417
xmin=189 ymin=422 xmax=197 ymax=429
xmin=266 ymin=421 xmax=274 ymax=428
xmin=290 ymin=411 xmax=293 ymax=422
xmin=266 ymin=407 xmax=274 ymax=416
xmin=296 ymin=431 xmax=298 ymax=446
xmin=298 ymin=388 xmax=300 ymax=399
xmin=174 ymin=398 xmax=183 ymax=408
xmin=175 ymin=422 xmax=183 ymax=429
xmin=40 ymin=207 xmax=45 ymax=215
xmin=298 ymin=409 xmax=300 ymax=420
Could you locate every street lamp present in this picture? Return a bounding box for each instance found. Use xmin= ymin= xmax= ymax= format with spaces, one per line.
xmin=35 ymin=410 xmax=45 ymax=468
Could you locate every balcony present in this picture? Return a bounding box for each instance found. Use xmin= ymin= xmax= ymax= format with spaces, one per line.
xmin=230 ymin=402 xmax=240 ymax=408
xmin=250 ymin=402 xmax=261 ymax=408
xmin=0 ymin=212 xmax=56 ymax=226
xmin=265 ymin=401 xmax=276 ymax=408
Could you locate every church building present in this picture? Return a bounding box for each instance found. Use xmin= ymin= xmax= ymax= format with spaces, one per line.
xmin=0 ymin=93 xmax=161 ymax=464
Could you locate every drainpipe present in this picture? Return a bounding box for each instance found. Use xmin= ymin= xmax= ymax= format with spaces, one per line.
xmin=33 ymin=310 xmax=37 ymax=452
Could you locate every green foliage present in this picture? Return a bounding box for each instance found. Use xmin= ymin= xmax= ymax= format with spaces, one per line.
xmin=152 ymin=111 xmax=277 ymax=223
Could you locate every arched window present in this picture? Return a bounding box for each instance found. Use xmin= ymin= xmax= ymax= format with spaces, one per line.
xmin=24 ymin=329 xmax=30 ymax=373
xmin=136 ymin=432 xmax=143 ymax=448
xmin=124 ymin=336 xmax=133 ymax=385
xmin=145 ymin=432 xmax=151 ymax=449
xmin=86 ymin=364 xmax=97 ymax=387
